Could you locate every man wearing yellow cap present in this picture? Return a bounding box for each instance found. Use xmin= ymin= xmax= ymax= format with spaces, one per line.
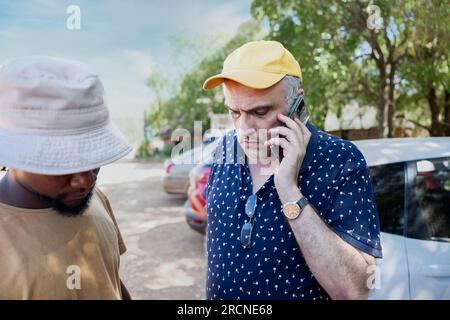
xmin=202 ymin=40 xmax=382 ymax=300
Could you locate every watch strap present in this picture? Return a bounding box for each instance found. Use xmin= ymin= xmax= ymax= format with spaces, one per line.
xmin=297 ymin=196 xmax=309 ymax=210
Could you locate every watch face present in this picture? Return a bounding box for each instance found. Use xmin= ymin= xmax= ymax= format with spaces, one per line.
xmin=283 ymin=203 xmax=300 ymax=220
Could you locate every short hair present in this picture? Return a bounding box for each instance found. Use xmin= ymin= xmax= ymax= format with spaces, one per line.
xmin=281 ymin=75 xmax=301 ymax=108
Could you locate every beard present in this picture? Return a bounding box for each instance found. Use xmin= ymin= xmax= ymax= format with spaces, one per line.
xmin=35 ymin=190 xmax=94 ymax=217
xmin=12 ymin=174 xmax=95 ymax=217
xmin=19 ymin=182 xmax=94 ymax=217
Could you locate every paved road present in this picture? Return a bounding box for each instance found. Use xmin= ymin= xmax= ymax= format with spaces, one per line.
xmin=97 ymin=159 xmax=206 ymax=300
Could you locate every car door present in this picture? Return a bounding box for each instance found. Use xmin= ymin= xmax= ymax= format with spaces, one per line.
xmin=368 ymin=162 xmax=410 ymax=299
xmin=405 ymin=157 xmax=450 ymax=299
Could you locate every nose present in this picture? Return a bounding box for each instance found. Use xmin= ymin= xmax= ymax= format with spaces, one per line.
xmin=238 ymin=113 xmax=255 ymax=133
xmin=70 ymin=170 xmax=97 ymax=190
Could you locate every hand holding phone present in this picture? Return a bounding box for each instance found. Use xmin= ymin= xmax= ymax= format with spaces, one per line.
xmin=270 ymin=94 xmax=310 ymax=161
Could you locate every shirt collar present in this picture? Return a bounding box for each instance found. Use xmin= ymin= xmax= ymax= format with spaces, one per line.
xmin=299 ymin=122 xmax=319 ymax=174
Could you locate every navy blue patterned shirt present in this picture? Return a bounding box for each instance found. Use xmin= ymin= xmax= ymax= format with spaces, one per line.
xmin=204 ymin=123 xmax=382 ymax=300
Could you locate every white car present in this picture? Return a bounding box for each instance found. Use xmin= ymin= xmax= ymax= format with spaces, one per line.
xmin=353 ymin=137 xmax=450 ymax=299
xmin=162 ymin=139 xmax=219 ymax=197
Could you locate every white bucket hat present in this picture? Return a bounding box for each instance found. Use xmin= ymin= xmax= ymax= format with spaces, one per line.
xmin=0 ymin=56 xmax=132 ymax=175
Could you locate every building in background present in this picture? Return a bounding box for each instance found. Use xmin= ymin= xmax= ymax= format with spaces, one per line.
xmin=325 ymin=100 xmax=429 ymax=140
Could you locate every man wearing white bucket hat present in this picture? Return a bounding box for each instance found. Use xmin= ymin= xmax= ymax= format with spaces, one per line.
xmin=0 ymin=56 xmax=132 ymax=299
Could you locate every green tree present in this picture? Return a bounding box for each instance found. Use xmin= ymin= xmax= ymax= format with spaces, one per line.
xmin=397 ymin=0 xmax=450 ymax=135
xmin=251 ymin=0 xmax=449 ymax=137
xmin=142 ymin=21 xmax=263 ymax=153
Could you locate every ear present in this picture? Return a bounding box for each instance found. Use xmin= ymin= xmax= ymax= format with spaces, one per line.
xmin=298 ymin=88 xmax=305 ymax=96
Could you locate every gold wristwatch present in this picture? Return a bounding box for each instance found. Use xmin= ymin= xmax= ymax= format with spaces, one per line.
xmin=282 ymin=197 xmax=309 ymax=220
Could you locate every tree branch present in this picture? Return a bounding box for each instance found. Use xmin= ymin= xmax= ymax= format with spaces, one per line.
xmin=394 ymin=24 xmax=410 ymax=64
xmin=403 ymin=118 xmax=431 ymax=133
xmin=353 ymin=53 xmax=372 ymax=62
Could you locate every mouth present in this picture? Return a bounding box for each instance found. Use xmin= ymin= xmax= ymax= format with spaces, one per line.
xmin=241 ymin=137 xmax=259 ymax=144
xmin=64 ymin=192 xmax=90 ymax=203
xmin=241 ymin=139 xmax=268 ymax=148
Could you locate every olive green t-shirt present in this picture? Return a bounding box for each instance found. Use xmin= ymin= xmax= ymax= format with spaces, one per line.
xmin=0 ymin=188 xmax=126 ymax=299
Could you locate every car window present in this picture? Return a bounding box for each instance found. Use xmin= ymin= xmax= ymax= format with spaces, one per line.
xmin=369 ymin=162 xmax=406 ymax=236
xmin=409 ymin=157 xmax=450 ymax=241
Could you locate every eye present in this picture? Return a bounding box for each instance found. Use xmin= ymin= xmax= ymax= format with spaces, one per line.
xmin=229 ymin=110 xmax=241 ymax=119
xmin=254 ymin=108 xmax=269 ymax=116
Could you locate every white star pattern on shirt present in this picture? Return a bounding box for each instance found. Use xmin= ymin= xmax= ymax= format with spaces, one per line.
xmin=204 ymin=125 xmax=382 ymax=300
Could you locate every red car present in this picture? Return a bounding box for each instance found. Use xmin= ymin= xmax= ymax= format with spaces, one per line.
xmin=183 ymin=160 xmax=211 ymax=234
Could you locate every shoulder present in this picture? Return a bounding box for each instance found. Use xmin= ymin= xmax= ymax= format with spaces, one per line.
xmin=94 ymin=187 xmax=111 ymax=208
xmin=206 ymin=130 xmax=240 ymax=188
xmin=93 ymin=187 xmax=116 ymax=220
xmin=316 ymin=130 xmax=367 ymax=169
xmin=211 ymin=129 xmax=239 ymax=166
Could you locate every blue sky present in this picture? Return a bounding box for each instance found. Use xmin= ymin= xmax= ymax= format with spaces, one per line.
xmin=0 ymin=0 xmax=253 ymax=142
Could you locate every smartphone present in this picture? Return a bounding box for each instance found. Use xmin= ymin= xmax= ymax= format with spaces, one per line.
xmin=271 ymin=94 xmax=310 ymax=161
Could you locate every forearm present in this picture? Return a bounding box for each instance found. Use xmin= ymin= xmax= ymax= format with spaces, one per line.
xmin=280 ymin=188 xmax=371 ymax=300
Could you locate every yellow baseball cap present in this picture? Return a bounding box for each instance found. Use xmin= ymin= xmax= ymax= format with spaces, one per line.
xmin=203 ymin=40 xmax=302 ymax=90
